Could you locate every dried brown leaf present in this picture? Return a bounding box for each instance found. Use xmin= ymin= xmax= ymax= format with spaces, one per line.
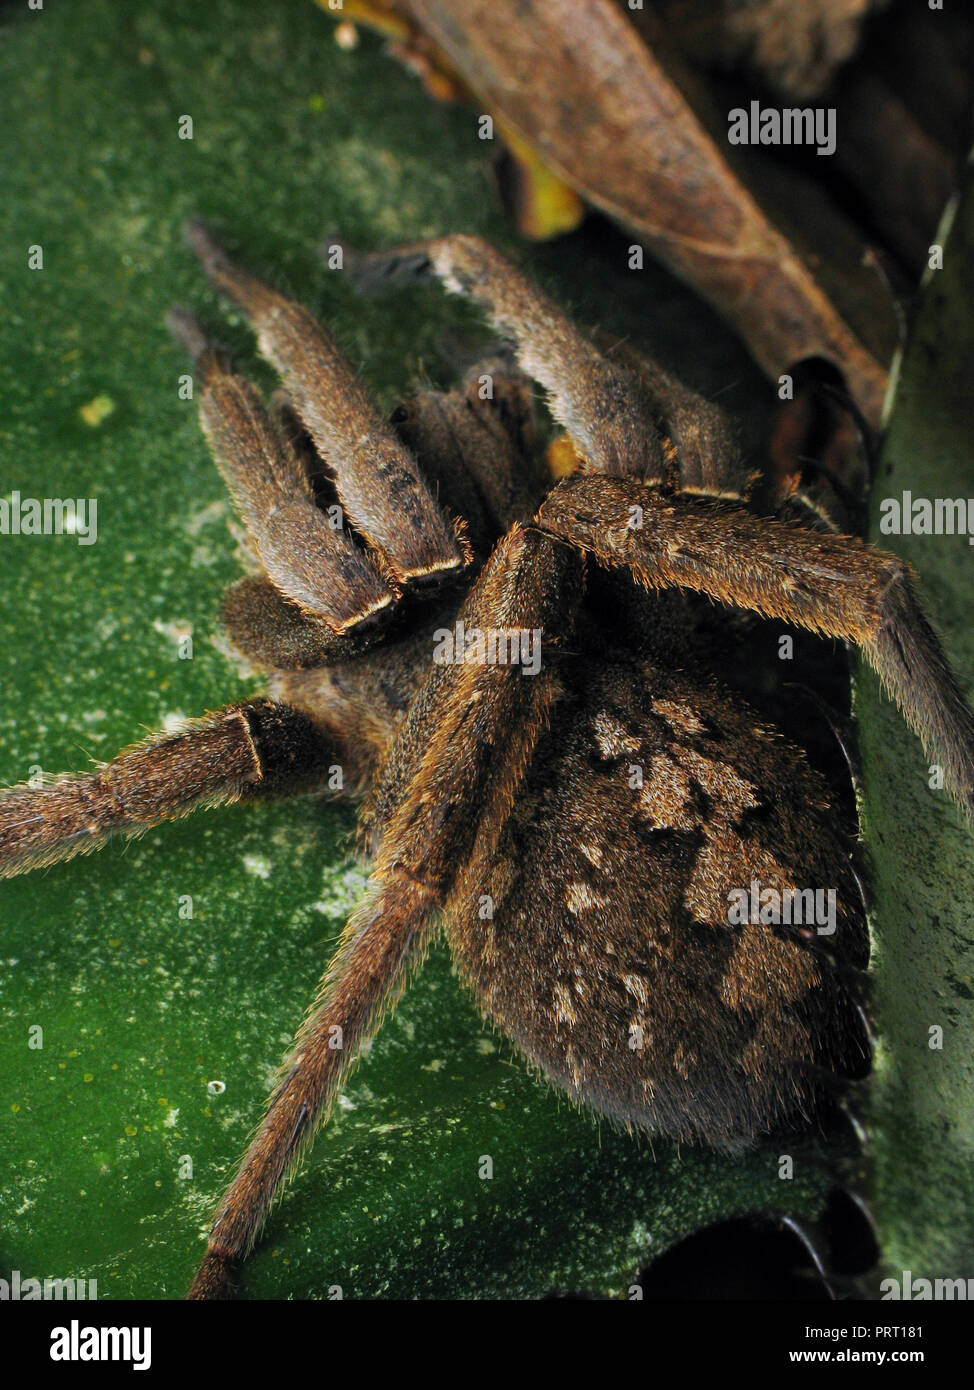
xmin=385 ymin=0 xmax=892 ymax=424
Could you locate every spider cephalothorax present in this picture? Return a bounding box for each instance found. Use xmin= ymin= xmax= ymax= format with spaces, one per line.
xmin=2 ymin=224 xmax=973 ymax=1300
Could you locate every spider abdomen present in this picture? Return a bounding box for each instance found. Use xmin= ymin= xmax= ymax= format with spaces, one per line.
xmin=445 ymin=657 xmax=869 ymax=1148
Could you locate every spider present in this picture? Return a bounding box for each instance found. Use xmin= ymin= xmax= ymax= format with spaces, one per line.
xmin=2 ymin=222 xmax=973 ymax=1301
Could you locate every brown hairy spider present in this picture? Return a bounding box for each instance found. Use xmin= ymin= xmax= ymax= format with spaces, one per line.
xmin=2 ymin=222 xmax=973 ymax=1301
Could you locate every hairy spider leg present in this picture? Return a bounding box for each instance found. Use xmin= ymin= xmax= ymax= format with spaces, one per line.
xmin=214 ymin=355 xmax=545 ymax=671
xmin=0 ymin=700 xmax=336 ymax=877
xmin=354 ymin=233 xmax=743 ymax=492
xmin=188 ymin=525 xmax=583 ymax=1298
xmin=537 ymin=474 xmax=974 ymax=816
xmin=182 ymin=220 xmax=470 ymax=588
xmin=168 ymin=307 xmax=394 ymax=637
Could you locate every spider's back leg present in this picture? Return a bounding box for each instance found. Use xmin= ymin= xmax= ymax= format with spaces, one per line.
xmin=0 ymin=603 xmax=460 ymax=877
xmin=187 ymin=523 xmax=585 ymax=1297
xmin=0 ymin=700 xmax=336 ymax=878
xmin=538 ymin=475 xmax=974 ymax=817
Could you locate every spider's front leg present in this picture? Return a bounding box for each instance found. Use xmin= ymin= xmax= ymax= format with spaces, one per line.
xmin=188 ymin=525 xmax=583 ymax=1298
xmin=537 ymin=475 xmax=974 ymax=816
xmin=182 ymin=220 xmax=470 ymax=595
xmin=168 ymin=306 xmax=395 ymax=642
xmin=352 ymin=232 xmax=749 ymax=498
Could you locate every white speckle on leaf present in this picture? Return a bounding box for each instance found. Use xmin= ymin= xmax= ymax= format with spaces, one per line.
xmin=186 ymin=498 xmax=228 ymax=536
xmin=242 ymin=854 xmax=271 ymax=879
xmin=152 ymin=617 xmax=193 ymax=645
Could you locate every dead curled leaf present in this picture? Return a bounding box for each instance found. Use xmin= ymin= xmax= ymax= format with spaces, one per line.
xmin=327 ymin=0 xmax=893 ymax=426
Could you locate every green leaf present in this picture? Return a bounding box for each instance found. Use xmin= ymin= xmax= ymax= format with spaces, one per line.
xmin=859 ymin=167 xmax=974 ymax=1281
xmin=0 ymin=0 xmax=837 ymax=1300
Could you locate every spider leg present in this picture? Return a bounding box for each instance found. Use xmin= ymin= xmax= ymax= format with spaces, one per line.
xmin=182 ymin=220 xmax=470 ymax=589
xmin=0 ymin=700 xmax=343 ymax=878
xmin=587 ymin=328 xmax=749 ymax=499
xmin=354 ymin=234 xmax=744 ymax=491
xmin=168 ymin=308 xmax=394 ymax=638
xmin=218 ymin=575 xmax=384 ymax=670
xmin=391 ymin=355 xmax=546 ymax=556
xmin=537 ymin=474 xmax=974 ymax=816
xmin=188 ymin=525 xmax=583 ymax=1298
xmin=187 ymin=869 xmax=432 ymax=1301
xmin=267 ymin=359 xmax=541 ymax=548
xmin=208 ymin=351 xmax=543 ymax=670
